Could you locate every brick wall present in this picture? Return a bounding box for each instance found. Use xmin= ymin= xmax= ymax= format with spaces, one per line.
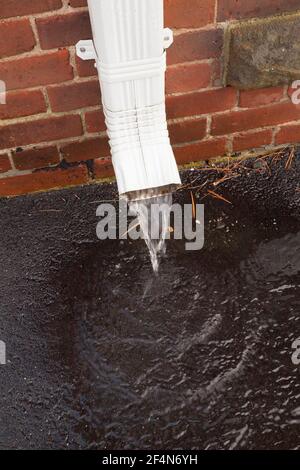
xmin=0 ymin=0 xmax=300 ymax=197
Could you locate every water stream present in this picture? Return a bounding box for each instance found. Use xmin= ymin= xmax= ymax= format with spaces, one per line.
xmin=129 ymin=193 xmax=173 ymax=273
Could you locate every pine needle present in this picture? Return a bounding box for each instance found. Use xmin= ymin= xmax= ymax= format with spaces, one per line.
xmin=121 ymin=222 xmax=140 ymax=238
xmin=190 ymin=191 xmax=196 ymax=219
xmin=285 ymin=147 xmax=295 ymax=170
xmin=207 ymin=189 xmax=232 ymax=205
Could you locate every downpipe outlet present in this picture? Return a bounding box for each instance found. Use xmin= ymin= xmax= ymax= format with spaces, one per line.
xmin=76 ymin=0 xmax=181 ymax=198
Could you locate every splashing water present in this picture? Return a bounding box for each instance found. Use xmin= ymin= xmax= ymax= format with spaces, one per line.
xmin=129 ymin=192 xmax=172 ymax=273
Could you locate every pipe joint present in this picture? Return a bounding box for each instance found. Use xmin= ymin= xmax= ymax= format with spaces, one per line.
xmin=97 ymin=53 xmax=167 ymax=84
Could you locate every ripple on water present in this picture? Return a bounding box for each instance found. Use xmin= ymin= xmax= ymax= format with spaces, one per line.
xmin=46 ymin=210 xmax=300 ymax=449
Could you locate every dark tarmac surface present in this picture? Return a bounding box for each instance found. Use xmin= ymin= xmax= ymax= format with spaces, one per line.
xmin=0 ymin=153 xmax=299 ymax=449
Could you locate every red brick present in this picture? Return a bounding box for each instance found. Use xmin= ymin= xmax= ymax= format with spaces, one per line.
xmin=166 ymin=62 xmax=212 ymax=94
xmin=48 ymin=80 xmax=100 ymax=112
xmin=233 ymin=130 xmax=273 ymax=152
xmin=69 ymin=0 xmax=87 ymax=6
xmin=0 ymin=154 xmax=12 ymax=174
xmin=212 ymin=102 xmax=300 ymax=136
xmin=0 ymin=115 xmax=83 ymax=150
xmin=218 ymin=0 xmax=300 ymax=21
xmin=85 ymin=109 xmax=106 ymax=133
xmin=0 ymin=165 xmax=88 ymax=198
xmin=94 ymin=158 xmax=115 ymax=180
xmin=76 ymin=54 xmax=97 ymax=77
xmin=12 ymin=146 xmax=60 ymax=170
xmin=168 ymin=29 xmax=223 ymax=65
xmin=211 ymin=60 xmax=222 ymax=87
xmin=36 ymin=11 xmax=91 ymax=50
xmin=174 ymin=138 xmax=227 ymax=164
xmin=0 ymin=0 xmax=62 ymax=19
xmin=167 ymin=87 xmax=237 ymax=119
xmin=239 ymin=87 xmax=284 ymax=108
xmin=169 ymin=118 xmax=207 ymax=145
xmin=0 ymin=90 xmax=46 ymax=120
xmin=275 ymin=124 xmax=300 ymax=145
xmin=165 ymin=0 xmax=215 ymax=28
xmin=0 ymin=19 xmax=35 ymax=58
xmin=0 ymin=50 xmax=73 ymax=92
xmin=61 ymin=137 xmax=110 ymax=163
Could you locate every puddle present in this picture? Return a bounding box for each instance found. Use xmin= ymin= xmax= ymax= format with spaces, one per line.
xmin=0 ymin=156 xmax=299 ymax=450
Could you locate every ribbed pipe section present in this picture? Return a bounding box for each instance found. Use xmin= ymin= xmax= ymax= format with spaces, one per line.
xmin=87 ymin=0 xmax=181 ymax=195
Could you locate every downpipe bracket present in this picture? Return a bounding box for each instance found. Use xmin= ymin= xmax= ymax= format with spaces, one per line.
xmin=76 ymin=39 xmax=97 ymax=61
xmin=75 ymin=28 xmax=173 ymax=61
xmin=163 ymin=28 xmax=173 ymax=50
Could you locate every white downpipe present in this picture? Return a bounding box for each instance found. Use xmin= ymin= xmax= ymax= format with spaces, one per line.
xmin=76 ymin=0 xmax=181 ymax=196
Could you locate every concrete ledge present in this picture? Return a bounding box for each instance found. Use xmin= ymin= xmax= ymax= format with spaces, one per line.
xmin=225 ymin=11 xmax=300 ymax=89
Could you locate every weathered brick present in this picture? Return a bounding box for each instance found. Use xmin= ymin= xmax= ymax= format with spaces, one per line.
xmin=85 ymin=109 xmax=106 ymax=133
xmin=239 ymin=87 xmax=285 ymax=108
xmin=174 ymin=138 xmax=227 ymax=164
xmin=94 ymin=158 xmax=114 ymax=180
xmin=168 ymin=29 xmax=223 ymax=65
xmin=0 ymin=19 xmax=35 ymax=58
xmin=167 ymin=87 xmax=237 ymax=119
xmin=218 ymin=0 xmax=300 ymax=21
xmin=0 ymin=115 xmax=83 ymax=150
xmin=212 ymin=102 xmax=300 ymax=136
xmin=75 ymin=54 xmax=97 ymax=77
xmin=275 ymin=123 xmax=300 ymax=145
xmin=48 ymin=80 xmax=100 ymax=112
xmin=37 ymin=11 xmax=91 ymax=50
xmin=0 ymin=165 xmax=88 ymax=197
xmin=165 ymin=0 xmax=215 ymax=28
xmin=12 ymin=146 xmax=60 ymax=170
xmin=233 ymin=129 xmax=273 ymax=152
xmin=61 ymin=137 xmax=110 ymax=163
xmin=0 ymin=154 xmax=12 ymax=173
xmin=169 ymin=118 xmax=207 ymax=144
xmin=166 ymin=62 xmax=212 ymax=94
xmin=0 ymin=0 xmax=62 ymax=19
xmin=0 ymin=50 xmax=73 ymax=91
xmin=0 ymin=90 xmax=46 ymax=120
